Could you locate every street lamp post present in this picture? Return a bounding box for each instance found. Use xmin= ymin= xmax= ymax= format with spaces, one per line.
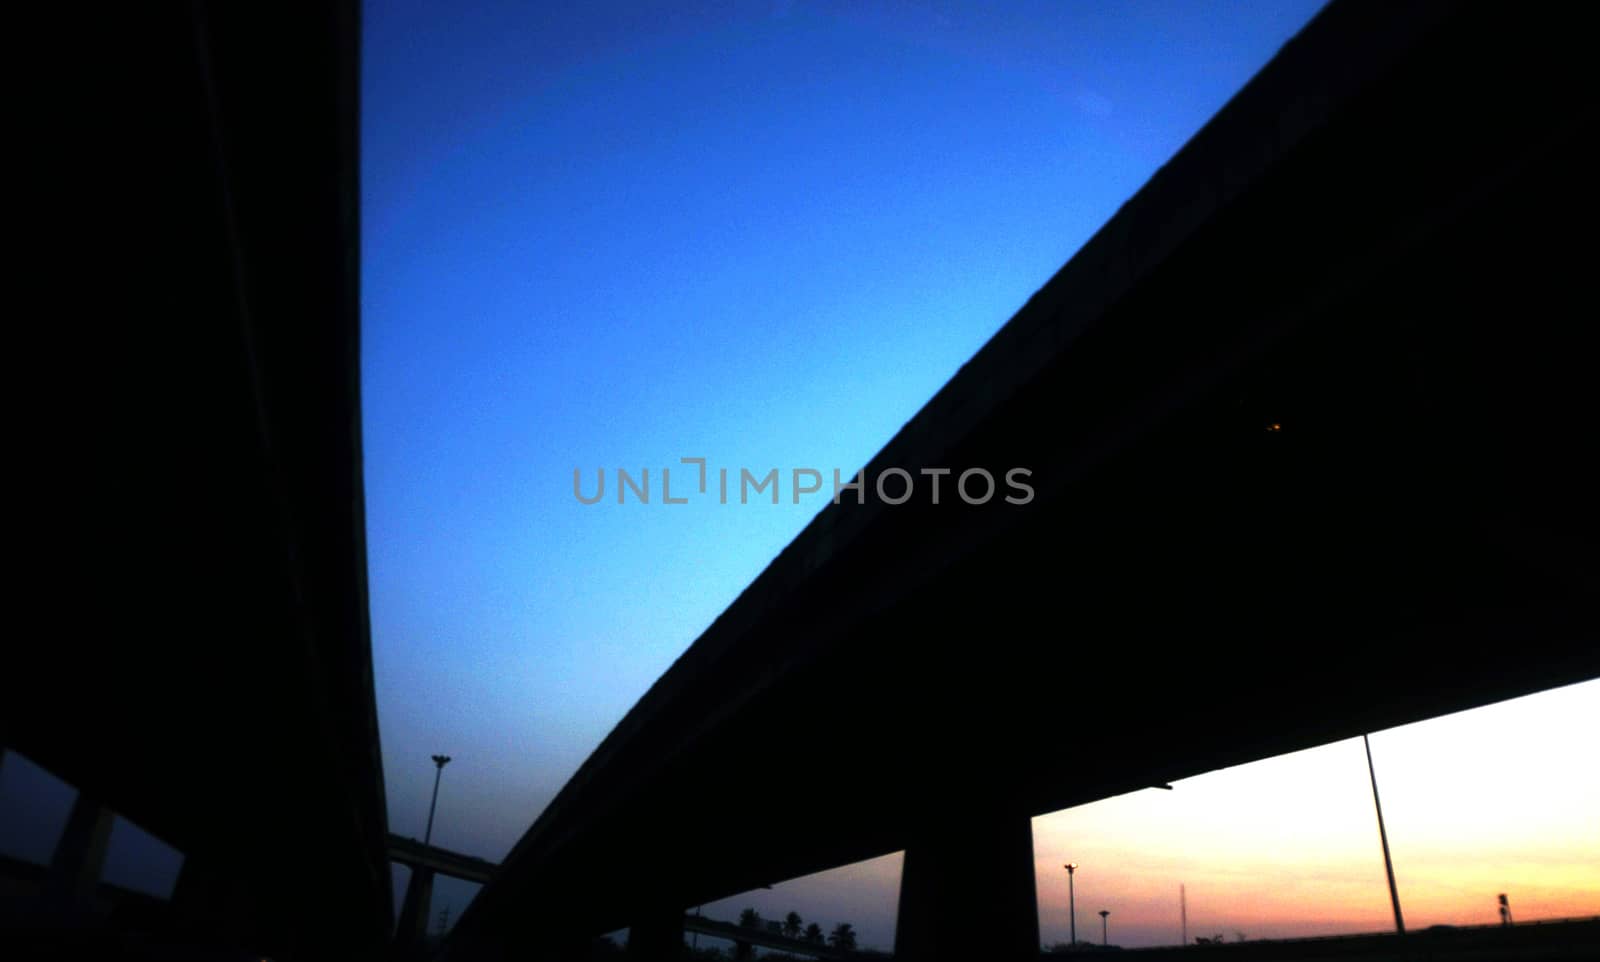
xmin=424 ymin=754 xmax=452 ymax=847
xmin=1362 ymin=735 xmax=1404 ymax=935
xmin=1099 ymin=910 xmax=1110 ymax=946
xmin=1064 ymin=864 xmax=1078 ymax=946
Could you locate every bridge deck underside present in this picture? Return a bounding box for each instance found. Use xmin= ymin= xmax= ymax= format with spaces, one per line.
xmin=455 ymin=3 xmax=1598 ymax=954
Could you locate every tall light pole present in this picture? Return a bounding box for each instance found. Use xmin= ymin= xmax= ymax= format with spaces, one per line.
xmin=424 ymin=754 xmax=452 ymax=847
xmin=1363 ymin=735 xmax=1404 ymax=934
xmin=1064 ymin=864 xmax=1078 ymax=946
xmin=1099 ymin=910 xmax=1110 ymax=946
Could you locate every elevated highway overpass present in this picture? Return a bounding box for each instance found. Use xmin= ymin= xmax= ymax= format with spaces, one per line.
xmin=448 ymin=2 xmax=1599 ymax=960
xmin=9 ymin=4 xmax=388 ymax=959
xmin=390 ymin=835 xmax=498 ymax=887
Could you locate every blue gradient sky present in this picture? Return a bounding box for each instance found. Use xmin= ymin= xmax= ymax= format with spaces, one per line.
xmin=363 ymin=3 xmax=1329 ymax=889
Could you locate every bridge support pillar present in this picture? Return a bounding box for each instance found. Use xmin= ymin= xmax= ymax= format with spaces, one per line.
xmin=395 ymin=864 xmax=435 ymax=949
xmin=628 ymin=905 xmax=685 ymax=959
xmin=40 ymin=791 xmax=114 ymax=921
xmin=894 ymin=807 xmax=1038 ymax=961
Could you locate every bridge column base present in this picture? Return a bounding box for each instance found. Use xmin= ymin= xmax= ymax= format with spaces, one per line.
xmin=894 ymin=808 xmax=1038 ymax=961
xmin=40 ymin=792 xmax=114 ymax=922
xmin=395 ymin=864 xmax=435 ymax=950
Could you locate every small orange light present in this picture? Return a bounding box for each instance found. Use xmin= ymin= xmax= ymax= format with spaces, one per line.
xmin=1267 ymin=423 xmax=1282 ymax=432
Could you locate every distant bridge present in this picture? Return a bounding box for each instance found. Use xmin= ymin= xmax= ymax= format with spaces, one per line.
xmin=388 ymin=834 xmax=497 ymax=886
xmin=683 ymin=915 xmax=853 ymax=960
xmin=382 ymin=839 xmax=860 ymax=959
xmin=387 ymin=835 xmax=498 ymax=949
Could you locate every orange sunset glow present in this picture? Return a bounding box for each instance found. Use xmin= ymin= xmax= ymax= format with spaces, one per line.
xmin=1032 ymin=678 xmax=1600 ymax=947
xmin=696 ymin=679 xmax=1597 ymax=954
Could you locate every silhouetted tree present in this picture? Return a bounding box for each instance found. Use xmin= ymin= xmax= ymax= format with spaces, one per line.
xmin=729 ymin=908 xmax=761 ymax=961
xmin=828 ymin=922 xmax=857 ymax=951
xmin=784 ymin=912 xmax=804 ymax=939
xmin=804 ymin=922 xmax=825 ymax=944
